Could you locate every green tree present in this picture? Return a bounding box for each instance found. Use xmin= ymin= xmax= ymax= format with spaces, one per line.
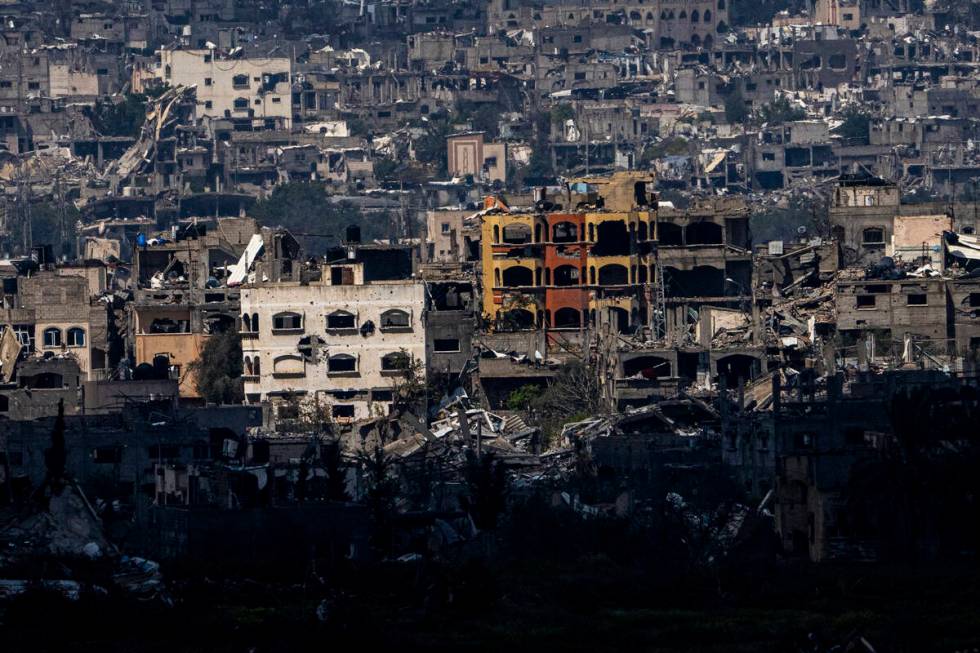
xmin=757 ymin=96 xmax=806 ymax=125
xmin=639 ymin=137 xmax=690 ymax=167
xmin=550 ymin=103 xmax=575 ymax=125
xmin=347 ymin=117 xmax=369 ymax=138
xmin=459 ymin=101 xmax=502 ymax=138
xmin=506 ymin=384 xmax=543 ymax=412
xmin=413 ymin=118 xmax=451 ymax=175
xmin=250 ymin=182 xmax=385 ymax=254
xmin=528 ymin=360 xmax=604 ymax=446
xmin=190 ymin=331 xmax=244 ymax=404
xmin=834 ymin=106 xmax=871 ymax=145
xmin=725 ymin=88 xmax=750 ymax=125
xmin=10 ymin=200 xmax=81 ymax=258
xmin=373 ymin=158 xmax=398 ymax=181
xmin=89 ymin=92 xmax=156 ymax=138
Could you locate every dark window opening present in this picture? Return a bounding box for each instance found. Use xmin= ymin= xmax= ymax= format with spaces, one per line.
xmin=332 ymin=405 xmax=355 ymax=419
xmin=328 ymin=354 xmax=357 ymax=373
xmin=381 ymin=351 xmax=410 ymax=371
xmin=553 ymin=265 xmax=580 ymax=286
xmin=552 ymin=221 xmax=578 ymax=243
xmin=592 ymin=220 xmax=630 ymax=256
xmin=863 ymin=228 xmax=884 ymax=245
xmin=273 ymin=312 xmax=302 ymax=330
xmin=553 ymin=307 xmax=581 ymax=328
xmin=501 ymin=266 xmax=534 ymax=287
xmin=331 ymin=267 xmax=355 ymax=285
xmin=327 ymin=311 xmax=356 ymax=329
xmin=598 ymin=264 xmax=629 ymax=285
xmin=380 ymin=309 xmax=411 ymax=329
xmin=93 ymin=447 xmax=122 ymax=464
xmin=502 ymin=223 xmax=532 ymax=244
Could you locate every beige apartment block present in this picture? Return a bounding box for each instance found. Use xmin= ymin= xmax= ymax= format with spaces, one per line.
xmin=154 ymin=49 xmax=292 ymax=129
xmin=240 ymin=268 xmax=426 ymax=424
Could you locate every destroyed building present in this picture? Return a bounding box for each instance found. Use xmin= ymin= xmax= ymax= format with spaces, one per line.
xmin=239 ymin=233 xmax=426 ymax=425
xmin=130 ymin=218 xmax=258 ymax=399
xmin=480 ymin=172 xmax=658 ymax=336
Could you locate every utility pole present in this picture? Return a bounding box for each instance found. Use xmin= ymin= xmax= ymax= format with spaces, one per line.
xmin=55 ymin=171 xmax=69 ymax=259
xmin=652 ymin=247 xmax=668 ymax=342
xmin=17 ymin=173 xmax=32 ymax=255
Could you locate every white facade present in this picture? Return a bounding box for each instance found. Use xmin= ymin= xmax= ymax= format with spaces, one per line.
xmin=240 ymin=272 xmax=426 ymax=424
xmin=154 ymin=49 xmax=293 ymax=129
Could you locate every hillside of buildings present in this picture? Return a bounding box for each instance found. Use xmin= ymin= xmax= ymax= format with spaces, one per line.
xmin=0 ymin=0 xmax=979 ymax=649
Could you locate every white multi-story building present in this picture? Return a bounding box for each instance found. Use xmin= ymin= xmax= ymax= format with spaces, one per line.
xmin=239 ymin=240 xmax=426 ymax=424
xmin=153 ymin=49 xmax=292 ymax=130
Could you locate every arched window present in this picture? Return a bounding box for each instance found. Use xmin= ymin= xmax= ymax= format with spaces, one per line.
xmin=661 ymin=10 xmax=668 ymax=19
xmin=380 ymin=309 xmax=411 ymax=330
xmin=630 ymin=10 xmax=641 ymax=20
xmin=233 ymin=97 xmax=249 ymax=109
xmin=499 ymin=309 xmax=535 ymax=330
xmin=272 ymin=312 xmax=302 ymax=331
xmin=646 ymin=11 xmax=654 ymax=21
xmin=502 ymin=266 xmax=534 ymax=287
xmin=273 ymin=354 xmax=305 ymax=377
xmin=244 ymin=356 xmax=253 ymax=375
xmin=598 ymin=264 xmax=629 ymax=285
xmin=381 ymin=351 xmax=410 ymax=372
xmin=678 ymin=10 xmax=687 ymax=19
xmin=718 ymin=0 xmax=725 ymax=9
xmin=328 ymin=354 xmax=357 ymax=373
xmin=43 ymin=328 xmax=62 ymax=347
xmin=66 ymin=327 xmax=85 ymax=347
xmin=553 ymin=308 xmax=581 ymax=328
xmin=493 ymin=225 xmax=500 ymax=243
xmin=502 ymin=223 xmax=532 ymax=244
xmin=253 ymin=357 xmax=260 ymax=376
xmin=594 ymin=220 xmax=630 ymax=256
xmin=553 ymin=265 xmax=580 ymax=287
xmin=242 ymin=313 xmax=252 ymax=332
xmin=326 ymin=310 xmax=356 ymax=330
xmin=691 ymin=9 xmax=699 ymax=22
xmin=252 ymin=313 xmax=259 ymax=331
xmin=704 ymin=9 xmax=712 ymax=22
xmin=232 ymin=73 xmax=249 ymax=88
xmin=552 ymin=221 xmax=578 ymax=242
xmin=863 ymin=228 xmax=885 ymax=245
